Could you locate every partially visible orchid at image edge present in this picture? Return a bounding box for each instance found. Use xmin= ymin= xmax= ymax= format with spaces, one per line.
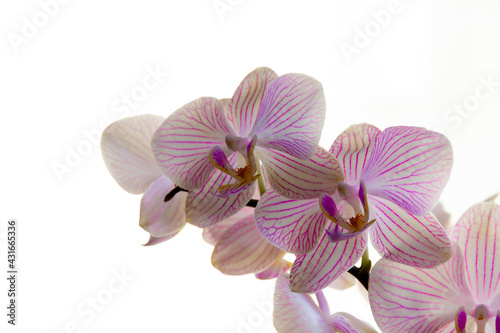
xmin=273 ymin=273 xmax=377 ymax=333
xmin=255 ymin=124 xmax=454 ymax=293
xmin=100 ymin=115 xmax=187 ymax=246
xmin=369 ymin=201 xmax=500 ymax=333
xmin=151 ymin=67 xmax=344 ymax=227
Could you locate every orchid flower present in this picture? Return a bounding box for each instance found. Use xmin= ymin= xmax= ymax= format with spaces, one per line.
xmin=273 ymin=273 xmax=378 ymax=333
xmin=100 ymin=115 xmax=187 ymax=245
xmin=256 ymin=124 xmax=453 ymax=292
xmin=151 ymin=67 xmax=343 ymax=202
xmin=203 ymin=206 xmax=291 ymax=279
xmin=369 ymin=201 xmax=500 ymax=333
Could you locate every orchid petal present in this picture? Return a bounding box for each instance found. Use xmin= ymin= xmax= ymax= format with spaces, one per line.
xmin=328 ymin=314 xmax=360 ymax=333
xmin=227 ymin=67 xmax=278 ymax=137
xmin=329 ymin=123 xmax=382 ymax=184
xmin=250 ymin=74 xmax=326 ymax=160
xmin=432 ymin=202 xmax=453 ymax=234
xmin=101 ymin=114 xmax=164 ymax=194
xmin=368 ymin=244 xmax=474 ymax=333
xmin=289 ymin=222 xmax=367 ymax=293
xmin=255 ymin=256 xmax=292 ymax=280
xmin=331 ymin=312 xmax=378 ymax=333
xmin=185 ymin=174 xmax=256 ymax=228
xmin=142 ymin=232 xmax=180 ymax=246
xmin=327 ymin=272 xmax=357 ymax=290
xmin=450 ymin=202 xmax=500 ymax=304
xmin=368 ymin=196 xmax=452 ymax=268
xmin=254 ymin=189 xmax=327 ymax=254
xmin=185 ymin=154 xmax=256 ymax=228
xmin=256 ymin=146 xmax=343 ymax=200
xmin=209 ymin=146 xmax=238 ymax=178
xmin=139 ymin=176 xmax=187 ymax=237
xmin=273 ymin=274 xmax=333 ymax=333
xmin=202 ymin=206 xmax=253 ymax=246
xmin=211 ymin=215 xmax=282 ymax=275
xmin=151 ymin=97 xmax=235 ymax=190
xmin=361 ymin=126 xmax=453 ymax=216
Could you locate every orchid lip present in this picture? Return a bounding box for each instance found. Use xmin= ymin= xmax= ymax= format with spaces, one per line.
xmin=319 ymin=180 xmax=375 ymax=242
xmin=208 ymin=135 xmax=260 ymax=197
xmin=455 ymin=306 xmax=467 ymax=333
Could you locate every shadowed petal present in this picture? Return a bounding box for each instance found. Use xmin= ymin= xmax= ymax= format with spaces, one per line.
xmin=139 ymin=176 xmax=187 ymax=237
xmin=250 ymin=74 xmax=325 ymax=160
xmin=202 ymin=206 xmax=253 ymax=246
xmin=329 ymin=123 xmax=381 ymax=185
xmin=362 ymin=126 xmax=453 ymax=216
xmin=101 ymin=114 xmax=164 ymax=194
xmin=273 ymin=274 xmax=334 ymax=333
xmin=227 ymin=67 xmax=278 ymax=136
xmin=211 ymin=215 xmax=282 ymax=275
xmin=450 ymin=202 xmax=500 ymax=304
xmin=255 ymin=189 xmax=327 ymax=255
xmin=329 ymin=312 xmax=378 ymax=333
xmin=289 ymin=222 xmax=367 ymax=293
xmin=368 ymin=244 xmax=474 ymax=333
xmin=257 ymin=146 xmax=343 ymax=200
xmin=368 ymin=196 xmax=452 ymax=268
xmin=142 ymin=232 xmax=181 ymax=246
xmin=151 ymin=97 xmax=235 ymax=190
xmin=256 ymin=256 xmax=292 ymax=280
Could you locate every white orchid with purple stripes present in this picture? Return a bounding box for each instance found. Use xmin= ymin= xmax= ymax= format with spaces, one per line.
xmin=151 ymin=67 xmax=342 ymax=202
xmin=369 ymin=201 xmax=500 ymax=333
xmin=255 ymin=123 xmax=453 ymax=293
xmin=100 ymin=67 xmax=500 ymax=333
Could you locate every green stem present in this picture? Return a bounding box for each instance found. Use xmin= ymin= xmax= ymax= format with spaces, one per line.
xmin=256 ymin=162 xmax=266 ymax=196
xmin=347 ymin=247 xmax=371 ymax=291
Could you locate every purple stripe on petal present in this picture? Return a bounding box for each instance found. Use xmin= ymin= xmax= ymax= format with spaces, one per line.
xmin=328 ymin=314 xmax=360 ymax=333
xmin=257 ymin=146 xmax=343 ymax=200
xmin=450 ymin=202 xmax=500 ymax=304
xmin=151 ymin=97 xmax=235 ymax=190
xmin=371 ymin=244 xmax=475 ymax=333
xmin=369 ymin=245 xmax=473 ymax=333
xmin=329 ymin=123 xmax=382 ymax=185
xmin=273 ymin=274 xmax=332 ymax=333
xmin=186 ymin=154 xmax=256 ymax=228
xmin=255 ymin=189 xmax=327 ymax=255
xmin=211 ymin=215 xmax=282 ymax=275
xmin=289 ymin=223 xmax=367 ymax=293
xmin=202 ymin=206 xmax=253 ymax=246
xmin=227 ymin=67 xmax=278 ymax=137
xmin=250 ymin=74 xmax=326 ymax=160
xmin=368 ymin=196 xmax=452 ymax=268
xmin=361 ymin=126 xmax=453 ymax=216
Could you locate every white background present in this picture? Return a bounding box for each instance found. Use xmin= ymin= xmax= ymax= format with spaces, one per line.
xmin=1 ymin=0 xmax=500 ymax=332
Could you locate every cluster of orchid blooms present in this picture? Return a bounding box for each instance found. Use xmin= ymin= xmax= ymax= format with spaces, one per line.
xmin=101 ymin=67 xmax=500 ymax=333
